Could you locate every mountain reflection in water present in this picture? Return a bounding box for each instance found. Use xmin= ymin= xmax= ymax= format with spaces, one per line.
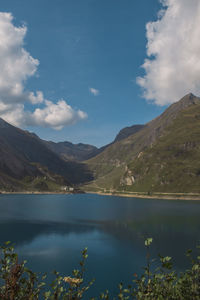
xmin=0 ymin=193 xmax=200 ymax=297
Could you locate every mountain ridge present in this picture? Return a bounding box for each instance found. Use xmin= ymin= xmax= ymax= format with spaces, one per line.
xmin=85 ymin=93 xmax=200 ymax=192
xmin=43 ymin=140 xmax=99 ymax=162
xmin=0 ymin=118 xmax=93 ymax=191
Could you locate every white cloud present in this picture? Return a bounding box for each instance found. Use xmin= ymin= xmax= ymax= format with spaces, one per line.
xmin=0 ymin=12 xmax=87 ymax=128
xmin=137 ymin=0 xmax=200 ymax=105
xmin=31 ymin=100 xmax=87 ymax=130
xmin=89 ymin=87 xmax=99 ymax=96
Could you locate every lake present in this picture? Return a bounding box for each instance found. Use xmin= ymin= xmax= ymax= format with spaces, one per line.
xmin=0 ymin=193 xmax=200 ymax=297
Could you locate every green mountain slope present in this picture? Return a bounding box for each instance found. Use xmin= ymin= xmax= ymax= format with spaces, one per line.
xmin=85 ymin=93 xmax=200 ymax=193
xmin=114 ymin=124 xmax=145 ymax=142
xmin=124 ymin=103 xmax=200 ymax=193
xmin=42 ymin=123 xmax=145 ymax=163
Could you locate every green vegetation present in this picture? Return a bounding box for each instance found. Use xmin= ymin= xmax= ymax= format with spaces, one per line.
xmin=22 ymin=174 xmax=66 ymax=192
xmin=0 ymin=175 xmax=66 ymax=193
xmin=85 ymin=95 xmax=200 ymax=194
xmin=1 ymin=240 xmax=200 ymax=299
xmin=126 ymin=104 xmax=200 ymax=193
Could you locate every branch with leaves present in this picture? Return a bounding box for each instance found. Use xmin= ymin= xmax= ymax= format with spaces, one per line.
xmin=0 ymin=239 xmax=200 ymax=299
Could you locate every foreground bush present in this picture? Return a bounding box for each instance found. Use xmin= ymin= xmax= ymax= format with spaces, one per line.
xmin=0 ymin=239 xmax=200 ymax=299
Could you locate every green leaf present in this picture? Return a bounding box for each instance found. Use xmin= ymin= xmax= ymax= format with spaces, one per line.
xmin=5 ymin=241 xmax=11 ymax=245
xmin=145 ymin=238 xmax=153 ymax=246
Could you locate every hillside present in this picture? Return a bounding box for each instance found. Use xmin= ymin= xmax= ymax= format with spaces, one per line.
xmin=124 ymin=102 xmax=200 ymax=193
xmin=0 ymin=117 xmax=145 ymax=192
xmin=85 ymin=93 xmax=200 ymax=193
xmin=0 ymin=119 xmax=93 ymax=191
xmin=42 ymin=124 xmax=145 ymax=163
xmin=114 ymin=124 xmax=145 ymax=142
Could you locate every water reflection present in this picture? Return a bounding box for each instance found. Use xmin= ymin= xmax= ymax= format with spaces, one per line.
xmin=0 ymin=220 xmax=98 ymax=246
xmin=0 ymin=194 xmax=200 ymax=296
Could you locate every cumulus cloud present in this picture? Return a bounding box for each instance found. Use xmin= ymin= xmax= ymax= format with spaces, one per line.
xmin=31 ymin=100 xmax=87 ymax=130
xmin=137 ymin=0 xmax=200 ymax=105
xmin=0 ymin=12 xmax=87 ymax=129
xmin=89 ymin=87 xmax=99 ymax=96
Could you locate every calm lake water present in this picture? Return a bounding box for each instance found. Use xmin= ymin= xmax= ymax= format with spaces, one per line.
xmin=0 ymin=193 xmax=200 ymax=297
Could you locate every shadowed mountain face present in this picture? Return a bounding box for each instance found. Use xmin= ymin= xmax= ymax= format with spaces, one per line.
xmin=0 ymin=116 xmax=145 ymax=191
xmin=85 ymin=93 xmax=200 ymax=193
xmin=0 ymin=119 xmax=94 ymax=190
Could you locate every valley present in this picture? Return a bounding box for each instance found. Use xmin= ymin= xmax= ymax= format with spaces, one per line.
xmin=1 ymin=93 xmax=200 ymax=196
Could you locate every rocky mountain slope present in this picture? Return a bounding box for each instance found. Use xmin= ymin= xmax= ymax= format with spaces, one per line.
xmin=0 ymin=119 xmax=93 ymax=191
xmin=125 ymin=99 xmax=200 ymax=192
xmin=85 ymin=93 xmax=200 ymax=193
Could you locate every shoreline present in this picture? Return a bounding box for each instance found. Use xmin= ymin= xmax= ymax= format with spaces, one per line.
xmin=0 ymin=190 xmax=200 ymax=200
xmin=85 ymin=191 xmax=200 ymax=201
xmin=0 ymin=191 xmax=81 ymax=195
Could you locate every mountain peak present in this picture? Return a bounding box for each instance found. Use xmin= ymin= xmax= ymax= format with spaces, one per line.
xmin=185 ymin=92 xmax=195 ymax=98
xmin=160 ymin=93 xmax=200 ymax=123
xmin=178 ymin=93 xmax=200 ymax=104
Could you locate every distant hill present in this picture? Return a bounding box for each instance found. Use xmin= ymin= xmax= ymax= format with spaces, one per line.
xmin=42 ymin=124 xmax=145 ymax=162
xmin=43 ymin=140 xmax=98 ymax=161
xmin=0 ymin=119 xmax=93 ymax=191
xmin=85 ymin=93 xmax=200 ymax=193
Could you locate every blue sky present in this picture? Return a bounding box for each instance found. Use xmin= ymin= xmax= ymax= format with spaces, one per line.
xmin=0 ymin=0 xmax=199 ymax=147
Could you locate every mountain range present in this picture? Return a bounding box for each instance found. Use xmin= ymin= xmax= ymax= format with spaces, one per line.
xmin=0 ymin=119 xmax=93 ymax=191
xmin=0 ymin=93 xmax=200 ymax=193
